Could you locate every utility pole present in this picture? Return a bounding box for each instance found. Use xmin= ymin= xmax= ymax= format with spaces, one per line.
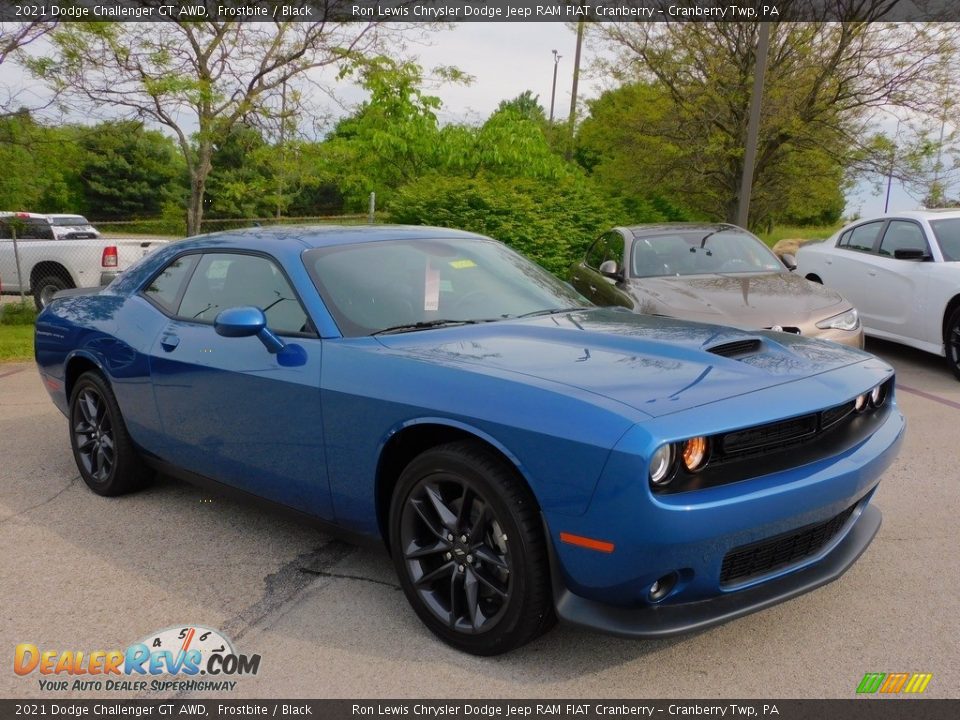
xmin=549 ymin=50 xmax=561 ymax=123
xmin=567 ymin=17 xmax=585 ymax=160
xmin=736 ymin=22 xmax=770 ymax=229
xmin=277 ymin=79 xmax=287 ymax=220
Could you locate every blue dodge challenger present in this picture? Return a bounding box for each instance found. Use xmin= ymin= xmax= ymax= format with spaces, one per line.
xmin=35 ymin=225 xmax=904 ymax=655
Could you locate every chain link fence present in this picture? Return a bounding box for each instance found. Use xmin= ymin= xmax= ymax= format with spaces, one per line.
xmin=1 ymin=212 xmax=381 ymax=310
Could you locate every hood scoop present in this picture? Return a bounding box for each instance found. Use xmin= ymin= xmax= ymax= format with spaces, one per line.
xmin=706 ymin=338 xmax=762 ymax=358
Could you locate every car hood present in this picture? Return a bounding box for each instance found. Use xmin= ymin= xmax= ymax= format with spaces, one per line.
xmin=375 ymin=308 xmax=872 ymax=418
xmin=622 ymin=272 xmax=846 ymax=328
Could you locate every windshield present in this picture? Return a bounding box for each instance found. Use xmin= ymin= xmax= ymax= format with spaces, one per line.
xmin=631 ymin=227 xmax=784 ymax=277
xmin=930 ymin=218 xmax=960 ymax=261
xmin=304 ymin=237 xmax=589 ymax=337
xmin=50 ymin=216 xmax=90 ymax=226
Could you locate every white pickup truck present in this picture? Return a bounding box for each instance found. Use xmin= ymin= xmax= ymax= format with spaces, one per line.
xmin=0 ymin=213 xmax=170 ymax=309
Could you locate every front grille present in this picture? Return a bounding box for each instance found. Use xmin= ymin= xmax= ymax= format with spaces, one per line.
xmin=720 ymin=503 xmax=858 ymax=585
xmin=707 ymin=339 xmax=761 ymax=358
xmin=721 ymin=414 xmax=818 ymax=454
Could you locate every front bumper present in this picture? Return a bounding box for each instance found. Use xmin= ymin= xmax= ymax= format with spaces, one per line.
xmin=550 ymin=503 xmax=880 ymax=638
xmin=543 ymin=364 xmax=903 ymax=637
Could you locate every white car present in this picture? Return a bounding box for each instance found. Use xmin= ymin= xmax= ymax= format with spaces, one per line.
xmin=46 ymin=214 xmax=101 ymax=240
xmin=796 ymin=209 xmax=960 ymax=378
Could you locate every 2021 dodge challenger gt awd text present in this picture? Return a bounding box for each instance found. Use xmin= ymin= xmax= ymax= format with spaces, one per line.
xmin=35 ymin=225 xmax=904 ymax=655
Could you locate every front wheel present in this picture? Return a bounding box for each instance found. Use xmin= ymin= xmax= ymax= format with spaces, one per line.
xmin=69 ymin=371 xmax=150 ymax=496
xmin=946 ymin=308 xmax=960 ymax=381
xmin=389 ymin=441 xmax=554 ymax=655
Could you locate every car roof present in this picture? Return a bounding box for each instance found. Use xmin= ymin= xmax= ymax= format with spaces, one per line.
xmin=0 ymin=211 xmax=50 ymax=221
xmin=621 ymin=223 xmax=740 ymax=238
xmin=181 ymin=224 xmax=490 ymax=251
xmin=867 ymin=209 xmax=960 ymax=221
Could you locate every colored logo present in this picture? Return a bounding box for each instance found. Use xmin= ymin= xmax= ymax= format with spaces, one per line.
xmin=856 ymin=672 xmax=932 ymax=695
xmin=14 ymin=625 xmax=260 ymax=693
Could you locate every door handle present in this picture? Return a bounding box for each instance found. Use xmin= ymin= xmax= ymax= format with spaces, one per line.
xmin=825 ymin=259 xmax=832 ymax=265
xmin=868 ymin=270 xmax=877 ymax=277
xmin=588 ymin=285 xmax=598 ymax=293
xmin=160 ymin=334 xmax=180 ymax=352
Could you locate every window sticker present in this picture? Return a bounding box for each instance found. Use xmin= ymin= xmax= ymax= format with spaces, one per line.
xmin=424 ymin=265 xmax=440 ymax=311
xmin=450 ymin=259 xmax=476 ymax=269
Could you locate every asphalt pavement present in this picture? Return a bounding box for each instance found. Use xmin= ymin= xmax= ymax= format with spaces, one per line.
xmin=0 ymin=338 xmax=957 ymax=699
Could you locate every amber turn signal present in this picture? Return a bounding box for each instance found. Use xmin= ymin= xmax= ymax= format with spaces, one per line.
xmin=682 ymin=436 xmax=709 ymax=472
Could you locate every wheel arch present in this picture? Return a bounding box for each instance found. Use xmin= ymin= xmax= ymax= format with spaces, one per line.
xmin=374 ymin=418 xmax=536 ymax=550
xmin=64 ymin=351 xmax=107 ymax=401
xmin=943 ymin=294 xmax=960 ymax=347
xmin=30 ymin=261 xmax=76 ymax=291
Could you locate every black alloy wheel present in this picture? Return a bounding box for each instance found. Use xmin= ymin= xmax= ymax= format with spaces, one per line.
xmin=390 ymin=441 xmax=554 ymax=655
xmin=69 ymin=371 xmax=149 ymax=496
xmin=947 ymin=308 xmax=960 ymax=381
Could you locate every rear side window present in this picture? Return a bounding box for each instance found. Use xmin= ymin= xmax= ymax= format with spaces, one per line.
xmin=142 ymin=255 xmax=198 ymax=313
xmin=843 ymin=221 xmax=884 ymax=253
xmin=930 ymin=218 xmax=960 ymax=261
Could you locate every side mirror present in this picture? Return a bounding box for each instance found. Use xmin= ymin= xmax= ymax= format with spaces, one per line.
xmin=598 ymin=259 xmax=622 ymax=280
xmin=893 ymin=248 xmax=927 ymax=261
xmin=215 ymin=306 xmax=285 ymax=354
xmin=778 ymin=253 xmax=797 ymax=271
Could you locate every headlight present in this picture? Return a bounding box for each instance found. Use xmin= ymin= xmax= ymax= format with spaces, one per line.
xmin=649 ymin=445 xmax=675 ymax=486
xmin=816 ymin=308 xmax=859 ymax=331
xmin=854 ymin=394 xmax=868 ymax=413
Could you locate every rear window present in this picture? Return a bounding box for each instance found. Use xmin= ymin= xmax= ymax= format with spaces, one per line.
xmin=50 ymin=216 xmax=90 ymax=226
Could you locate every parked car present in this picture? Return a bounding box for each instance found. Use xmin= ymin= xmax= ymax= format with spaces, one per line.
xmin=796 ymin=209 xmax=960 ymax=378
xmin=0 ymin=212 xmax=168 ymax=309
xmin=571 ymin=223 xmax=864 ymax=348
xmin=46 ymin=214 xmax=101 ymax=240
xmin=36 ymin=225 xmax=903 ymax=655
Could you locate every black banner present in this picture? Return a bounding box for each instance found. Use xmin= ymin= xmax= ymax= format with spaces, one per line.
xmin=1 ymin=0 xmax=959 ymax=23
xmin=1 ymin=700 xmax=959 ymax=720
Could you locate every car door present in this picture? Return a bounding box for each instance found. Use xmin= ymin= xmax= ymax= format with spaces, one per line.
xmin=145 ymin=251 xmax=332 ymax=518
xmin=569 ymin=231 xmax=633 ymax=308
xmin=862 ymin=219 xmax=932 ymax=340
xmin=821 ymin=220 xmax=887 ymax=328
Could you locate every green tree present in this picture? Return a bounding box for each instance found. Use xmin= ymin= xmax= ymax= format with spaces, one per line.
xmin=594 ymin=16 xmax=957 ymax=227
xmin=78 ymin=121 xmax=185 ymax=219
xmin=36 ymin=16 xmax=399 ymax=234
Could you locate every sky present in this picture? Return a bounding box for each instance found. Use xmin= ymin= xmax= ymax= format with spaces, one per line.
xmin=4 ymin=21 xmax=952 ymax=218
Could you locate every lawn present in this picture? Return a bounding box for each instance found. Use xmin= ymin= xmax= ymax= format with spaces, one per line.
xmin=0 ymin=301 xmax=36 ymax=363
xmin=756 ymin=223 xmax=843 ymax=248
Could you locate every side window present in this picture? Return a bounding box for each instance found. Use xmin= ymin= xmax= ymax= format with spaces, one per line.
xmin=878 ymin=220 xmax=929 ymax=257
xmin=142 ymin=254 xmax=198 ymax=313
xmin=584 ymin=237 xmax=608 ymax=269
xmin=836 ymin=229 xmax=852 ymax=248
xmin=22 ymin=219 xmax=54 ymax=240
xmin=844 ymin=221 xmax=884 ymax=253
xmin=177 ymin=253 xmax=310 ymax=336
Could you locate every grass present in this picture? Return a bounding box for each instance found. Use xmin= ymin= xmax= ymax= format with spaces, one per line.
xmin=0 ymin=301 xmax=36 ymax=362
xmin=756 ymin=224 xmax=843 ymax=248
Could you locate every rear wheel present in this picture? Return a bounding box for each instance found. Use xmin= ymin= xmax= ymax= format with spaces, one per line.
xmin=69 ymin=371 xmax=150 ymax=496
xmin=389 ymin=441 xmax=554 ymax=655
xmin=33 ymin=275 xmax=70 ymax=310
xmin=946 ymin=308 xmax=960 ymax=381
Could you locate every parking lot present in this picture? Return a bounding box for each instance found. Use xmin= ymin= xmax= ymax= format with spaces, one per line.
xmin=1 ymin=338 xmax=957 ymax=699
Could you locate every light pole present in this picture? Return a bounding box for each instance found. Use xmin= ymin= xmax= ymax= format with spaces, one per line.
xmin=549 ymin=50 xmax=561 ymax=122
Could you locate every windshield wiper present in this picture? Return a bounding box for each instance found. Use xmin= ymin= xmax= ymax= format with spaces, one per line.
xmin=511 ymin=306 xmax=588 ymax=319
xmin=371 ymin=318 xmax=498 ymax=336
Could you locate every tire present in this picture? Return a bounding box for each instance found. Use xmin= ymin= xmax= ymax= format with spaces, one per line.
xmin=33 ymin=274 xmax=70 ymax=310
xmin=389 ymin=440 xmax=555 ymax=655
xmin=946 ymin=308 xmax=960 ymax=381
xmin=69 ymin=371 xmax=150 ymax=496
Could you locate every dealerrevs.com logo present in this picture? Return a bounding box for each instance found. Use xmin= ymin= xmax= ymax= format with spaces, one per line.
xmin=14 ymin=625 xmax=260 ymax=693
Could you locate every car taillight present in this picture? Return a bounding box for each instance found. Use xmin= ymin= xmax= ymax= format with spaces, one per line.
xmin=102 ymin=246 xmax=118 ymax=268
